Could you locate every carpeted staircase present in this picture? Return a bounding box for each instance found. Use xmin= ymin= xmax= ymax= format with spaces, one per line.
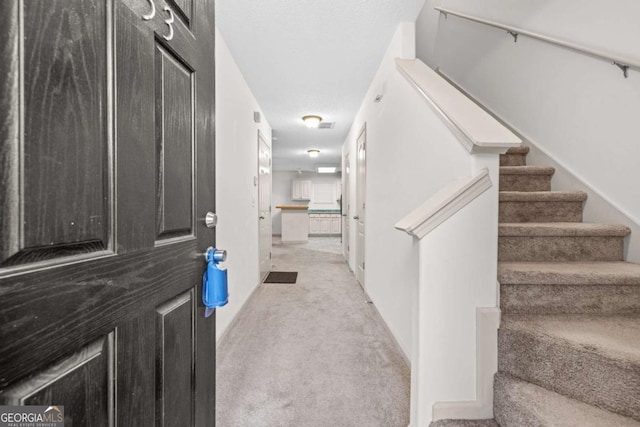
xmin=432 ymin=146 xmax=640 ymax=427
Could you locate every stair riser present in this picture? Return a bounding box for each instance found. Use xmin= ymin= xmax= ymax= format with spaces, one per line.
xmin=499 ymin=201 xmax=583 ymax=223
xmin=500 ymin=175 xmax=552 ymax=192
xmin=501 ymin=284 xmax=640 ymax=314
xmin=494 ymin=375 xmax=548 ymax=427
xmin=498 ymin=329 xmax=640 ymax=421
xmin=498 ymin=236 xmax=624 ymax=262
xmin=500 ymin=153 xmax=527 ymax=167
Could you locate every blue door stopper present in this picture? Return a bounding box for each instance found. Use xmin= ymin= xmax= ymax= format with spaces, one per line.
xmin=203 ymin=247 xmax=228 ymax=318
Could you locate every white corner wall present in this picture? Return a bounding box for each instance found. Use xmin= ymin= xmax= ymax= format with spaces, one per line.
xmin=215 ymin=29 xmax=272 ymax=340
xmin=343 ymin=22 xmax=480 ymax=359
xmin=416 ymin=0 xmax=640 ymax=261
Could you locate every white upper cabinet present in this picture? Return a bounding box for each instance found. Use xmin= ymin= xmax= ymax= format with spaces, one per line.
xmin=292 ymin=180 xmax=312 ymax=201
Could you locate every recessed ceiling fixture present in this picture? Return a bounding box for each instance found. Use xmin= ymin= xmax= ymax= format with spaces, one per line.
xmin=317 ymin=166 xmax=337 ymax=174
xmin=307 ymin=149 xmax=320 ymax=158
xmin=302 ymin=115 xmax=322 ymax=128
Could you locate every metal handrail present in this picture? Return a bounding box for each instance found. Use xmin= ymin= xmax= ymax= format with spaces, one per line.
xmin=435 ymin=7 xmax=640 ymax=78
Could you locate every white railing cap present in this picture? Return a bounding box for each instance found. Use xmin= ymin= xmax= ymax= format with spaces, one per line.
xmin=395 ymin=168 xmax=492 ymax=239
xmin=396 ymin=59 xmax=521 ymax=154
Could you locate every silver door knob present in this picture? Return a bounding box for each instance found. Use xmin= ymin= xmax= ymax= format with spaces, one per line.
xmin=205 ymin=212 xmax=218 ymax=228
xmin=212 ymin=249 xmax=227 ymax=262
xmin=259 ymin=215 xmax=265 ymax=220
xmin=353 ymin=216 xmax=359 ymax=220
xmin=205 ymin=247 xmax=227 ymax=262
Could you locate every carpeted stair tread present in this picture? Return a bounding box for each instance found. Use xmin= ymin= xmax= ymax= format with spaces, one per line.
xmin=501 ymin=314 xmax=640 ymax=363
xmin=500 ymin=166 xmax=555 ymax=175
xmin=494 ymin=373 xmax=640 ymax=427
xmin=430 ymin=419 xmax=499 ymax=427
xmin=498 ymin=261 xmax=640 ymax=285
xmin=504 ymin=146 xmax=529 ymax=155
xmin=499 ymin=191 xmax=587 ymax=202
xmin=499 ymin=222 xmax=631 ymax=237
xmin=499 ymin=314 xmax=640 ymax=419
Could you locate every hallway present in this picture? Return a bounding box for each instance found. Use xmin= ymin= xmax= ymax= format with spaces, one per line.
xmin=216 ymin=238 xmax=410 ymax=426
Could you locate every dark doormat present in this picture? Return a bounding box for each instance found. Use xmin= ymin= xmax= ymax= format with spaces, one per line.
xmin=264 ymin=271 xmax=298 ymax=284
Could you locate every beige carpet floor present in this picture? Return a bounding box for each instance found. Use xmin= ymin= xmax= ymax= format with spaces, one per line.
xmin=216 ymin=239 xmax=410 ymax=426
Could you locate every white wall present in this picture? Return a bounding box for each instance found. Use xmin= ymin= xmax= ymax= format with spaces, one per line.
xmin=416 ymin=0 xmax=640 ymax=261
xmin=271 ymin=171 xmax=341 ymax=235
xmin=344 ymin=23 xmax=507 ymax=422
xmin=215 ymin=29 xmax=272 ymax=340
xmin=343 ymin=22 xmax=483 ymax=359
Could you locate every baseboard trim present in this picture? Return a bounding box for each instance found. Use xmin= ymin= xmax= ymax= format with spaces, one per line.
xmin=365 ymin=290 xmax=411 ymax=368
xmin=432 ymin=307 xmax=500 ymax=421
xmin=216 ymin=280 xmax=263 ymax=345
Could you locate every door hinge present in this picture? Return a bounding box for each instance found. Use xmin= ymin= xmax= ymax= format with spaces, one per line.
xmin=270 ymin=252 xmax=272 ymax=259
xmin=363 ymin=262 xmax=365 ymax=270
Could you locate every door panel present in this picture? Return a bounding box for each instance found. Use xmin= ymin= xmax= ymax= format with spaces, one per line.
xmin=0 ymin=1 xmax=217 ymax=426
xmin=2 ymin=334 xmax=112 ymax=426
xmin=156 ymin=290 xmax=195 ymax=427
xmin=155 ymin=43 xmax=194 ymax=240
xmin=2 ymin=0 xmax=110 ymax=267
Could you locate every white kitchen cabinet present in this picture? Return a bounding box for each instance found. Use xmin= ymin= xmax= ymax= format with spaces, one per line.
xmin=291 ymin=180 xmax=311 ymax=201
xmin=309 ymin=216 xmax=320 ymax=234
xmin=330 ymin=216 xmax=341 ymax=234
xmin=309 ymin=213 xmax=341 ymax=235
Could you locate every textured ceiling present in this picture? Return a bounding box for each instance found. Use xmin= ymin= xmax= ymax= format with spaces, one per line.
xmin=216 ymin=0 xmax=425 ymax=172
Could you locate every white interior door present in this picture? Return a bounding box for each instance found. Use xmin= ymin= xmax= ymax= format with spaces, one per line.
xmin=258 ymin=131 xmax=272 ymax=281
xmin=343 ymin=153 xmax=351 ymax=260
xmin=355 ymin=124 xmax=366 ymax=287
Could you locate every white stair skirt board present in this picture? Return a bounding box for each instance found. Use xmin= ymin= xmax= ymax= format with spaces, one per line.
xmin=431 ymin=307 xmax=501 ymax=421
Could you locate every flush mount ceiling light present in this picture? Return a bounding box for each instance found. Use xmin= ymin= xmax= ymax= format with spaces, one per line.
xmin=317 ymin=166 xmax=337 ymax=174
xmin=302 ymin=115 xmax=322 ymax=128
xmin=307 ymin=149 xmax=320 ymax=158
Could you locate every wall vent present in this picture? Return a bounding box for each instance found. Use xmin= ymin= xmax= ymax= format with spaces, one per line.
xmin=318 ymin=121 xmax=335 ymax=129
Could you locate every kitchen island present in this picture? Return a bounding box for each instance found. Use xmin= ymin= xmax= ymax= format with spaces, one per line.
xmin=276 ymin=205 xmax=309 ymax=243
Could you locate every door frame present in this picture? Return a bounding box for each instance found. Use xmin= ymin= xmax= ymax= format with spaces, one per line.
xmin=257 ymin=130 xmax=271 ymax=282
xmin=355 ymin=123 xmax=366 ymax=288
xmin=343 ymin=152 xmax=351 ymax=262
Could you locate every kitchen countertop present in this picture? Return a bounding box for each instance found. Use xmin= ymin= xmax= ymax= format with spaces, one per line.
xmin=275 ymin=205 xmax=309 ymax=210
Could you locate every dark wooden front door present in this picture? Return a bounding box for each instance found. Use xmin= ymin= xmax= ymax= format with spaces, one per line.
xmin=0 ymin=0 xmax=216 ymax=425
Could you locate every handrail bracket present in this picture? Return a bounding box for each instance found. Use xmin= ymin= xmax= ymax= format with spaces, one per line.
xmin=507 ymin=31 xmax=518 ymax=43
xmin=613 ymin=62 xmax=630 ymax=78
